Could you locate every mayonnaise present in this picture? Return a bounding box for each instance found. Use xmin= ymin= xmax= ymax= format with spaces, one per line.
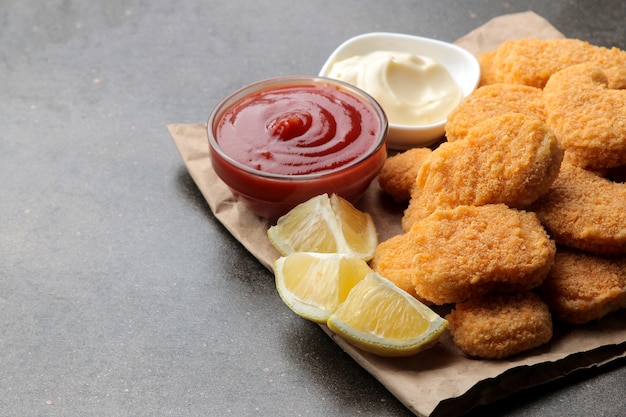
xmin=327 ymin=51 xmax=463 ymax=126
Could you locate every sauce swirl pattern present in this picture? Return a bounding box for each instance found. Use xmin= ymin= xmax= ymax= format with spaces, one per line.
xmin=216 ymin=84 xmax=381 ymax=175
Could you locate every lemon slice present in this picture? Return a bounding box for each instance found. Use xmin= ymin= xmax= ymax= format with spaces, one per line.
xmin=274 ymin=252 xmax=372 ymax=323
xmin=327 ymin=272 xmax=448 ymax=357
xmin=267 ymin=193 xmax=378 ymax=261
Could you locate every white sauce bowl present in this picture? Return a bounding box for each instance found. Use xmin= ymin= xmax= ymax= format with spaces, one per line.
xmin=320 ymin=32 xmax=481 ymax=150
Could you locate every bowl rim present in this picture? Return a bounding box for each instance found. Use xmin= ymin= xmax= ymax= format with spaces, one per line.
xmin=208 ymin=75 xmax=389 ymax=181
xmin=319 ymin=31 xmax=481 ymax=130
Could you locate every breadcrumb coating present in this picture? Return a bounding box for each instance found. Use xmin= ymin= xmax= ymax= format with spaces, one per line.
xmin=539 ymin=248 xmax=626 ymax=324
xmin=446 ymin=83 xmax=545 ymax=142
xmin=531 ymin=159 xmax=626 ymax=255
xmin=378 ymin=148 xmax=432 ymax=203
xmin=370 ymin=37 xmax=626 ymax=359
xmin=543 ymin=63 xmax=626 ymax=169
xmin=446 ymin=292 xmax=553 ymax=359
xmin=372 ymin=204 xmax=556 ymax=305
xmin=403 ymin=113 xmax=563 ymax=230
xmin=369 ymin=231 xmax=422 ymax=299
xmin=493 ymin=38 xmax=626 ymax=89
xmin=476 ymin=50 xmax=498 ymax=87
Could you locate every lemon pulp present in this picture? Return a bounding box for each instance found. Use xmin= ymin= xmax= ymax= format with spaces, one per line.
xmin=274 ymin=252 xmax=371 ymax=323
xmin=268 ymin=193 xmax=447 ymax=357
xmin=328 ymin=272 xmax=448 ymax=357
xmin=267 ymin=193 xmax=378 ymax=261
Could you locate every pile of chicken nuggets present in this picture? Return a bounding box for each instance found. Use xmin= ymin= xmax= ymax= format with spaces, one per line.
xmin=373 ymin=38 xmax=626 ymax=359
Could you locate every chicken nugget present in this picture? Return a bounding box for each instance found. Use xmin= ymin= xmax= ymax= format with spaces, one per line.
xmin=476 ymin=50 xmax=498 ymax=87
xmin=369 ymin=231 xmax=422 ymax=299
xmin=403 ymin=113 xmax=562 ymax=229
xmin=445 ymin=83 xmax=546 ymax=141
xmin=446 ymin=292 xmax=553 ymax=359
xmin=372 ymin=204 xmax=556 ymax=305
xmin=531 ymin=159 xmax=626 ymax=255
xmin=493 ymin=38 xmax=626 ymax=89
xmin=539 ymin=248 xmax=626 ymax=324
xmin=377 ymin=147 xmax=432 ymax=203
xmin=543 ymin=63 xmax=626 ymax=169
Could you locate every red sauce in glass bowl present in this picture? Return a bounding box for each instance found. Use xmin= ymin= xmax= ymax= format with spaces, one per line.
xmin=208 ymin=76 xmax=388 ymax=220
xmin=216 ymin=83 xmax=382 ymax=175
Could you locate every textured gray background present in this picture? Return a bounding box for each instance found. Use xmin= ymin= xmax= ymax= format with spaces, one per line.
xmin=2 ymin=1 xmax=626 ymax=416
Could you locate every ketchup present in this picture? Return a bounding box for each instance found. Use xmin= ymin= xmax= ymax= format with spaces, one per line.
xmin=215 ymin=83 xmax=383 ymax=175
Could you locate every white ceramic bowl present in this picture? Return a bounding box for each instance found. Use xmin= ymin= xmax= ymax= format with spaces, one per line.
xmin=320 ymin=32 xmax=481 ymax=150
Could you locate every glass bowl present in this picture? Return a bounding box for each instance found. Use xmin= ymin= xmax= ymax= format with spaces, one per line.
xmin=208 ymin=76 xmax=389 ymax=220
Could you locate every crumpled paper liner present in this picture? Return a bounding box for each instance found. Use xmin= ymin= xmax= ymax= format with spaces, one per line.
xmin=167 ymin=11 xmax=626 ymax=417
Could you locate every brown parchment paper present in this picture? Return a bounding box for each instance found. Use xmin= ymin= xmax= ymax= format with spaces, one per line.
xmin=168 ymin=11 xmax=626 ymax=417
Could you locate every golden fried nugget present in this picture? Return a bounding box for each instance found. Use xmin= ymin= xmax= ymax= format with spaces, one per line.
xmin=446 ymin=292 xmax=553 ymax=359
xmin=543 ymin=63 xmax=626 ymax=169
xmin=476 ymin=50 xmax=498 ymax=87
xmin=372 ymin=204 xmax=556 ymax=305
xmin=539 ymin=248 xmax=626 ymax=324
xmin=531 ymin=159 xmax=626 ymax=255
xmin=402 ymin=113 xmax=563 ymax=230
xmin=377 ymin=148 xmax=432 ymax=203
xmin=369 ymin=232 xmax=422 ymax=299
xmin=493 ymin=38 xmax=626 ymax=89
xmin=445 ymin=83 xmax=546 ymax=141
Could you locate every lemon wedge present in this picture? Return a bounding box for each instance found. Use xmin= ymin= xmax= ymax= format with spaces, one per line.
xmin=267 ymin=193 xmax=378 ymax=261
xmin=274 ymin=252 xmax=372 ymax=323
xmin=327 ymin=272 xmax=448 ymax=357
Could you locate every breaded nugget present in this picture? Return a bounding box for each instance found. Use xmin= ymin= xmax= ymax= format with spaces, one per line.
xmin=369 ymin=231 xmax=422 ymax=299
xmin=445 ymin=83 xmax=546 ymax=141
xmin=539 ymin=248 xmax=626 ymax=324
xmin=493 ymin=38 xmax=626 ymax=89
xmin=476 ymin=50 xmax=498 ymax=87
xmin=446 ymin=292 xmax=553 ymax=359
xmin=372 ymin=204 xmax=556 ymax=305
xmin=531 ymin=159 xmax=626 ymax=255
xmin=543 ymin=63 xmax=626 ymax=169
xmin=403 ymin=113 xmax=563 ymax=229
xmin=377 ymin=147 xmax=432 ymax=203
